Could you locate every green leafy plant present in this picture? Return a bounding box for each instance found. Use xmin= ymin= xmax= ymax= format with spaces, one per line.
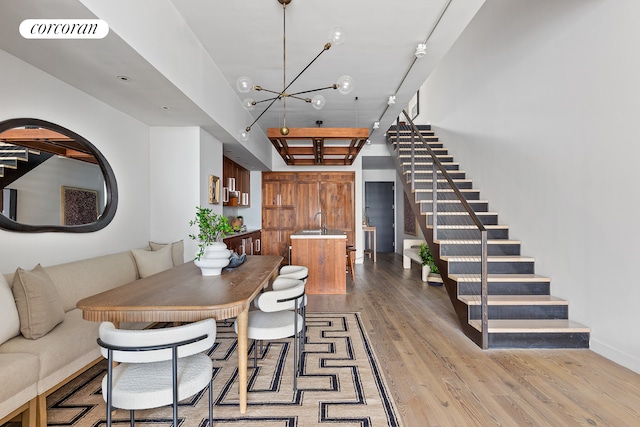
xmin=188 ymin=206 xmax=233 ymax=260
xmin=419 ymin=242 xmax=439 ymax=274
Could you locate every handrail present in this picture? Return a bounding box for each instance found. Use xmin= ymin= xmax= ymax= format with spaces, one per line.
xmin=395 ymin=111 xmax=489 ymax=349
xmin=400 ymin=110 xmax=486 ymax=234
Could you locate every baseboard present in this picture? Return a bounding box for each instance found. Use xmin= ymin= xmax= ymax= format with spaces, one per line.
xmin=591 ymin=339 xmax=640 ymax=375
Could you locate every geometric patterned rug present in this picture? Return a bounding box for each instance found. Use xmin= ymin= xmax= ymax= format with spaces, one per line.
xmin=46 ymin=313 xmax=403 ymax=426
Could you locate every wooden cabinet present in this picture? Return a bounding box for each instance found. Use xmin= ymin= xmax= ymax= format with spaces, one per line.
xmin=261 ymin=173 xmax=298 ymax=263
xmin=261 ymin=172 xmax=355 ymax=262
xmin=223 ymin=157 xmax=250 ymax=207
xmin=296 ymin=181 xmax=321 ymax=229
xmin=223 ymin=230 xmax=262 ymax=255
xmin=321 ymin=177 xmax=355 ymax=245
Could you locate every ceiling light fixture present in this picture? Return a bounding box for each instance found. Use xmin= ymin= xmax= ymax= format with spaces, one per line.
xmin=237 ymin=0 xmax=354 ymax=137
xmin=373 ymin=121 xmax=380 ymax=129
xmin=415 ymin=43 xmax=427 ymax=58
xmin=388 ymin=95 xmax=396 ymax=105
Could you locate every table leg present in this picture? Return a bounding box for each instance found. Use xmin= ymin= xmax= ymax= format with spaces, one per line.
xmin=237 ymin=308 xmax=249 ymax=413
xmin=373 ymin=229 xmax=377 ymax=263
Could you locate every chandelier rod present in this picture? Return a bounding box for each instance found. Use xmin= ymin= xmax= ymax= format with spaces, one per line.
xmin=282 ymin=1 xmax=287 ymax=131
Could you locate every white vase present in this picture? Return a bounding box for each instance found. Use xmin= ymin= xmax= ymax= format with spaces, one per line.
xmin=194 ymin=242 xmax=231 ymax=276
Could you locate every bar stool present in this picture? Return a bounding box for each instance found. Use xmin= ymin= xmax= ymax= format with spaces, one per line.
xmin=346 ymin=246 xmax=356 ymax=281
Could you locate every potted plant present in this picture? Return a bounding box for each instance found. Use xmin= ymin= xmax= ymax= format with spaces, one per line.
xmin=419 ymin=242 xmax=442 ymax=285
xmin=188 ymin=206 xmax=233 ymax=275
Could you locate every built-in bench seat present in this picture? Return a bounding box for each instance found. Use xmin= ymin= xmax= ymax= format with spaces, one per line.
xmin=0 ymin=241 xmax=183 ymax=427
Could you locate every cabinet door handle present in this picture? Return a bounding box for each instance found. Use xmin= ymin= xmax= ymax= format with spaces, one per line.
xmin=256 ymin=238 xmax=261 ymax=252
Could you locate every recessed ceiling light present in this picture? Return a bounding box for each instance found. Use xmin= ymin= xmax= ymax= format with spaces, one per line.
xmin=116 ymin=75 xmax=131 ymax=82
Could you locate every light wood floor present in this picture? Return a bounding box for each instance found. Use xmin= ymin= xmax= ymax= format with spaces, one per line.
xmin=306 ymin=253 xmax=640 ymax=427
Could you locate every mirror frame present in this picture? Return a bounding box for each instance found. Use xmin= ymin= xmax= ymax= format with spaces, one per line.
xmin=0 ymin=118 xmax=118 ymax=233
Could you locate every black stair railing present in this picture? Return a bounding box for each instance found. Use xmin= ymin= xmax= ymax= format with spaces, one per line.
xmin=392 ymin=111 xmax=489 ymax=348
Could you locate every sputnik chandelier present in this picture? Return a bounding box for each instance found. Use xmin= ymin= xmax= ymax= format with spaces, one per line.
xmin=236 ymin=0 xmax=354 ymax=139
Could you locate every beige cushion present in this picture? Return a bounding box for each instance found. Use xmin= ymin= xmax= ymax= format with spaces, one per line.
xmin=11 ymin=264 xmax=65 ymax=339
xmin=44 ymin=251 xmax=139 ymax=312
xmin=131 ymin=245 xmax=173 ymax=278
xmin=0 ymin=274 xmax=20 ymax=345
xmin=150 ymin=240 xmax=184 ymax=266
xmin=0 ymin=309 xmax=101 ymax=394
xmin=0 ymin=353 xmax=39 ymax=419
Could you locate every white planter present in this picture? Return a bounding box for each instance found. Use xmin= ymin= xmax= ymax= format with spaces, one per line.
xmin=194 ymin=242 xmax=231 ymax=276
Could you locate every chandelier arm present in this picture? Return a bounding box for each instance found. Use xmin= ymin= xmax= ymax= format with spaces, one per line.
xmin=281 ymin=46 xmax=331 ymax=96
xmin=256 ymin=88 xmax=287 ymax=97
xmin=245 ymin=96 xmax=282 ymax=131
xmin=288 ymin=94 xmax=312 ymax=102
xmin=288 ymin=85 xmax=337 ymax=96
xmin=253 ymin=96 xmax=282 ymax=104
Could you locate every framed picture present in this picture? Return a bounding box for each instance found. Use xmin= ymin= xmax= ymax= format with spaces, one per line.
xmin=208 ymin=175 xmax=220 ymax=204
xmin=61 ymin=186 xmax=98 ymax=226
xmin=410 ymin=90 xmax=420 ymax=120
xmin=403 ymin=192 xmax=417 ymax=235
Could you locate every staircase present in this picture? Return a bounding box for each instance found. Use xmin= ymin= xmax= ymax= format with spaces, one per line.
xmin=0 ymin=142 xmax=53 ymax=187
xmin=387 ymin=121 xmax=590 ymax=349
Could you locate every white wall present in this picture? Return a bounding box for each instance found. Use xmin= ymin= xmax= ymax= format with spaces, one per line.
xmin=422 ymin=0 xmax=640 ymax=373
xmin=149 ymin=127 xmax=223 ymax=262
xmin=0 ymin=49 xmax=151 ymax=273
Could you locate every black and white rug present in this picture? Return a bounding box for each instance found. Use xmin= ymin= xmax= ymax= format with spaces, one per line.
xmin=46 ymin=313 xmax=403 ymax=426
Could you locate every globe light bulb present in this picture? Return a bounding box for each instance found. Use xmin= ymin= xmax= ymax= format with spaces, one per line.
xmin=242 ymin=98 xmax=255 ymax=110
xmin=238 ymin=129 xmax=250 ymax=142
xmin=311 ymin=95 xmax=326 ymax=110
xmin=280 ymin=125 xmax=290 ymax=136
xmin=336 ymin=75 xmax=354 ymax=95
xmin=330 ymin=26 xmax=345 ymax=45
xmin=236 ymin=76 xmax=253 ymax=93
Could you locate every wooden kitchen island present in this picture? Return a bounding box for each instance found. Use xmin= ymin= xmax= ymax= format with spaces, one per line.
xmin=290 ymin=229 xmax=347 ymax=294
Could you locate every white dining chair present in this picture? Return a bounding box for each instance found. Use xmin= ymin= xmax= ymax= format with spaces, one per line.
xmin=235 ymin=280 xmax=305 ymax=390
xmin=97 ymin=318 xmax=216 ymax=427
xmin=276 ymin=265 xmax=308 ymax=349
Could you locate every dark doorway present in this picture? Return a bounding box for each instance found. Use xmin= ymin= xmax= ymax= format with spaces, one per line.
xmin=364 ymin=182 xmax=394 ymax=252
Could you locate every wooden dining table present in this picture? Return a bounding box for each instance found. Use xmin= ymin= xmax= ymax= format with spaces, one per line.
xmin=76 ymin=255 xmax=283 ymax=414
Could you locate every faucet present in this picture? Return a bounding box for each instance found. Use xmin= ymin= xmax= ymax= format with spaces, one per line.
xmin=314 ymin=211 xmax=328 ymax=233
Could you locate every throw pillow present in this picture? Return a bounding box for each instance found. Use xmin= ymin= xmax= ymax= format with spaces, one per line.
xmin=131 ymin=244 xmax=174 ymax=278
xmin=0 ymin=274 xmax=21 ymax=345
xmin=12 ymin=264 xmax=65 ymax=340
xmin=149 ymin=240 xmax=184 ymax=266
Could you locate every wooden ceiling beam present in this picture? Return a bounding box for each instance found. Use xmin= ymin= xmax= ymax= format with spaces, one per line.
xmin=267 ymin=127 xmax=369 ymax=165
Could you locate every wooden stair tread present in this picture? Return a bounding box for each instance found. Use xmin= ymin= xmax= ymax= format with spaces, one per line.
xmin=470 ymin=319 xmax=590 ymax=333
xmin=424 ymin=211 xmax=498 ymax=216
xmin=414 ymin=189 xmax=478 ymax=194
xmin=410 ymin=178 xmax=472 ymax=183
xmin=435 ymin=239 xmax=521 ymax=245
xmin=458 ymin=295 xmax=567 ymax=305
xmin=429 ymin=224 xmax=508 ymax=229
xmin=441 ymin=255 xmax=534 ymax=262
xmin=449 ymin=273 xmax=550 ymax=282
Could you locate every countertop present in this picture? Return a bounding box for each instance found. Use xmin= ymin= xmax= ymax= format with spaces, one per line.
xmin=223 ymin=229 xmax=260 ymax=239
xmin=290 ymin=229 xmax=347 ymax=239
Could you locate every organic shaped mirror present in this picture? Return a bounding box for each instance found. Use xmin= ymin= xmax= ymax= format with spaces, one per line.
xmin=0 ymin=118 xmax=117 ymax=232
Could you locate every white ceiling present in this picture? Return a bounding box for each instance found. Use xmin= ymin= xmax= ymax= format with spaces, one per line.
xmin=0 ymin=0 xmax=484 ymax=170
